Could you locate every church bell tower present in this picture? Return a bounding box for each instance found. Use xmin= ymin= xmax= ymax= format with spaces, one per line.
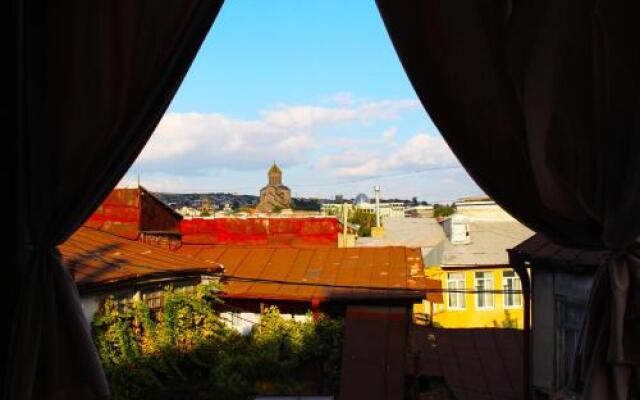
xmin=268 ymin=162 xmax=282 ymax=186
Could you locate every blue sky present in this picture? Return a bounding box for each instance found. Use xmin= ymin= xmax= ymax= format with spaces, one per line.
xmin=122 ymin=0 xmax=482 ymax=202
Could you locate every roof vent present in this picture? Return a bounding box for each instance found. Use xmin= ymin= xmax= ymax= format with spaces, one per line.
xmin=443 ymin=213 xmax=471 ymax=245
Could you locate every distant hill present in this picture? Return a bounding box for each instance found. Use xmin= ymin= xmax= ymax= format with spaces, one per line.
xmin=152 ymin=192 xmax=423 ymax=212
xmin=152 ymin=192 xmax=333 ymax=212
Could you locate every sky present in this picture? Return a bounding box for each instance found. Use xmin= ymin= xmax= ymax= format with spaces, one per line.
xmin=121 ymin=0 xmax=483 ymax=203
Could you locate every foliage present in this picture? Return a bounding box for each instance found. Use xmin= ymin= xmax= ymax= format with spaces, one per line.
xmin=250 ymin=307 xmax=344 ymax=394
xmin=291 ymin=198 xmax=321 ymax=211
xmin=491 ymin=310 xmax=519 ymax=329
xmin=500 ymin=310 xmax=519 ymax=329
xmin=430 ymin=320 xmax=444 ymax=328
xmin=324 ymin=207 xmax=338 ymax=216
xmin=433 ymin=204 xmax=456 ymax=218
xmin=92 ymin=287 xmax=344 ymax=399
xmin=199 ymin=209 xmax=211 ymax=217
xmin=349 ymin=209 xmax=377 ymax=237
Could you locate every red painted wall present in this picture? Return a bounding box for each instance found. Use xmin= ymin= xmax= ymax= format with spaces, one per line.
xmin=180 ymin=217 xmax=339 ymax=246
xmin=85 ymin=188 xmax=181 ymax=240
xmin=85 ymin=188 xmax=141 ymax=240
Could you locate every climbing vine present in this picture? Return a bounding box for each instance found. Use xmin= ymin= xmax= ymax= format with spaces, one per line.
xmin=91 ymin=285 xmax=344 ymax=399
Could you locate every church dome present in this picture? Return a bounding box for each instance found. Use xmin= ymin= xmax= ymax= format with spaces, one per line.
xmin=354 ymin=193 xmax=369 ymax=204
xmin=268 ymin=162 xmax=282 ymax=175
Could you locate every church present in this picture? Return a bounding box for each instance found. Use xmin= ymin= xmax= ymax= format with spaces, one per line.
xmin=257 ymin=162 xmax=292 ymax=212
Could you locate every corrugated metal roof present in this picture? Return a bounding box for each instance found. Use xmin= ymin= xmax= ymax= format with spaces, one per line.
xmin=60 ymin=226 xmax=217 ymax=288
xmin=62 ymin=227 xmax=442 ymax=304
xmin=176 ymin=245 xmax=442 ymax=303
xmin=84 ymin=188 xmax=141 ymax=240
xmin=358 ymin=218 xmax=534 ymax=267
xmin=441 ymin=221 xmax=534 ymax=266
xmin=357 ymin=218 xmax=446 ymax=248
xmin=340 ymin=306 xmax=408 ymax=400
xmin=84 ymin=186 xmax=182 ymax=240
xmin=411 ymin=326 xmax=524 ymax=400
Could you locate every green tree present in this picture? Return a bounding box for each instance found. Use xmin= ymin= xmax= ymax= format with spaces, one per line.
xmin=433 ymin=204 xmax=456 ymax=218
xmin=349 ymin=209 xmax=377 ymax=237
xmin=91 ymin=287 xmax=344 ymax=400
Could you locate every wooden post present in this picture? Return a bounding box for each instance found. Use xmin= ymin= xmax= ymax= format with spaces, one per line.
xmin=311 ymin=298 xmax=320 ymax=322
xmin=513 ymin=259 xmax=531 ymax=400
xmin=429 ymin=301 xmax=434 ymax=327
xmin=342 ymin=202 xmax=348 ymax=248
xmin=374 ymin=185 xmax=381 ymax=228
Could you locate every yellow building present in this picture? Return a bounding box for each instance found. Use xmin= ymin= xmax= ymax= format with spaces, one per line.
xmin=417 ymin=213 xmax=533 ymax=329
xmin=356 ymin=212 xmax=533 ymax=328
xmin=425 ymin=266 xmax=524 ymax=328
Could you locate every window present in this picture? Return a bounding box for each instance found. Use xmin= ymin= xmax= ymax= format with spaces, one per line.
xmin=503 ymin=271 xmax=522 ymax=308
xmin=555 ymin=297 xmax=586 ymax=389
xmin=475 ymin=271 xmax=494 ymax=309
xmin=230 ymin=312 xmax=242 ymax=329
xmin=447 ymin=272 xmax=466 ymax=309
xmin=142 ymin=290 xmax=163 ymax=312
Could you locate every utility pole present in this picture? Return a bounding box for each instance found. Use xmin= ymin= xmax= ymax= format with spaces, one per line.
xmin=374 ymin=185 xmax=381 ymax=228
xmin=342 ymin=202 xmax=348 ymax=248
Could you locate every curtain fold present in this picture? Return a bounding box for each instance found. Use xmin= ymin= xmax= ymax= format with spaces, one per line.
xmin=376 ymin=0 xmax=640 ymax=398
xmin=7 ymin=1 xmax=223 ymax=398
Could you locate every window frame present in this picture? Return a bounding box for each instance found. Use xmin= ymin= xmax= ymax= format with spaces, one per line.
xmin=502 ymin=270 xmax=522 ymax=309
xmin=446 ymin=272 xmax=466 ymax=310
xmin=474 ymin=271 xmax=495 ymax=310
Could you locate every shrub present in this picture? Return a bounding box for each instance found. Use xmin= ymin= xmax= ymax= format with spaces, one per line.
xmin=349 ymin=209 xmax=377 ymax=237
xmin=92 ymin=287 xmax=344 ymax=399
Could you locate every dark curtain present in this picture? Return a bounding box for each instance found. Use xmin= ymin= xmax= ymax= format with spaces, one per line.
xmin=6 ymin=1 xmax=223 ymax=398
xmin=376 ymin=0 xmax=640 ymax=398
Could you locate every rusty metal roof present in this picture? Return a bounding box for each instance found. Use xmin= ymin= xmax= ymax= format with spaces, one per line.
xmin=61 ymin=226 xmax=441 ymax=304
xmin=411 ymin=326 xmax=524 ymax=399
xmin=84 ymin=186 xmax=182 ymax=240
xmin=177 ymin=245 xmax=442 ymax=303
xmin=60 ymin=226 xmax=218 ymax=289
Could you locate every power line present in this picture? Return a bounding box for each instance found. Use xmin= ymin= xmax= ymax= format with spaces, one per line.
xmin=220 ymin=274 xmax=523 ymax=295
xmin=64 ymin=241 xmax=523 ymax=296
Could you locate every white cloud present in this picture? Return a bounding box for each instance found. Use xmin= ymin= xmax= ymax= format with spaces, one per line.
xmin=381 ymin=127 xmax=397 ymax=142
xmin=326 ymin=126 xmax=398 ymax=148
xmin=325 ymin=92 xmax=356 ymax=106
xmin=317 ymin=133 xmax=460 ymax=178
xmin=119 ymin=174 xmax=194 ymax=193
xmin=385 ymin=134 xmax=459 ymax=170
xmin=132 ymin=97 xmax=420 ymax=175
xmin=314 ymin=150 xmax=375 ymax=171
